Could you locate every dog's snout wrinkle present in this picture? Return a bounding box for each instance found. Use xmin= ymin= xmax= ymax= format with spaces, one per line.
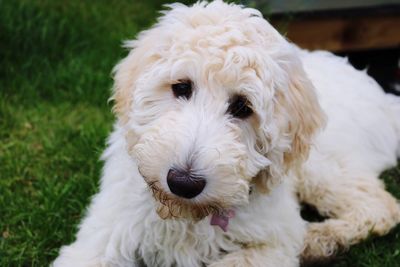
xmin=167 ymin=168 xmax=206 ymax=199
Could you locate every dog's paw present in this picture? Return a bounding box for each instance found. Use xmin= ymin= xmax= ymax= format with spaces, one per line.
xmin=301 ymin=222 xmax=347 ymax=264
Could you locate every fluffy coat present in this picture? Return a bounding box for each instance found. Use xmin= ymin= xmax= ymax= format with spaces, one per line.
xmin=53 ymin=1 xmax=400 ymax=266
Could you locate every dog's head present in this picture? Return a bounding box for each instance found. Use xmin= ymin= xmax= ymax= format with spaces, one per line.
xmin=112 ymin=1 xmax=325 ymax=221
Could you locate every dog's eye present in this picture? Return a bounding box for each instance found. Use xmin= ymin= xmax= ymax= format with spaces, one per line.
xmin=227 ymin=95 xmax=253 ymax=119
xmin=171 ymin=80 xmax=192 ymax=99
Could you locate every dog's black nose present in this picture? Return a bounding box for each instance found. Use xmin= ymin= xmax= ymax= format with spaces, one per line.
xmin=167 ymin=168 xmax=206 ymax=199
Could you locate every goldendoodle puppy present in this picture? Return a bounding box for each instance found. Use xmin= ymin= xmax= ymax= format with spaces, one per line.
xmin=53 ymin=1 xmax=400 ymax=266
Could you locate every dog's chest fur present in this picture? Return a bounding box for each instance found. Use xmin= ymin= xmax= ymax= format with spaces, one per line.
xmin=136 ymin=216 xmax=240 ymax=267
xmin=131 ymin=183 xmax=301 ymax=267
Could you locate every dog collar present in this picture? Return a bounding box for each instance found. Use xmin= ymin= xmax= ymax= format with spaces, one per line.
xmin=210 ymin=209 xmax=236 ymax=232
xmin=210 ymin=184 xmax=254 ymax=231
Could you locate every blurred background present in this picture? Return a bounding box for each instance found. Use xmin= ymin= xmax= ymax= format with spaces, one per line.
xmin=257 ymin=0 xmax=400 ymax=95
xmin=1 ymin=0 xmax=399 ymax=266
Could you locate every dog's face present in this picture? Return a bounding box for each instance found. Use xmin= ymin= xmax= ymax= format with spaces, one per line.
xmin=112 ymin=1 xmax=325 ymax=220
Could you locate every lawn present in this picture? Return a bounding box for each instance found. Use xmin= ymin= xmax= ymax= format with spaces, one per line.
xmin=0 ymin=0 xmax=399 ymax=266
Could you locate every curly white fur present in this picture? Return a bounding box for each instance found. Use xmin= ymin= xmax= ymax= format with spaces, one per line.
xmin=53 ymin=1 xmax=400 ymax=266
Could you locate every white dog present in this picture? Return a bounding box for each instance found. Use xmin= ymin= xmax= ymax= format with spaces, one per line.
xmin=53 ymin=1 xmax=400 ymax=266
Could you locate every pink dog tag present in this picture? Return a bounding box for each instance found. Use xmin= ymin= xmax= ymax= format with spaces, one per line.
xmin=210 ymin=209 xmax=235 ymax=232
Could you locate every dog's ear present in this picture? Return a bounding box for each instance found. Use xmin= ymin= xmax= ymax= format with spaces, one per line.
xmin=278 ymin=60 xmax=325 ymax=169
xmin=111 ymin=33 xmax=161 ymax=124
xmin=255 ymin=49 xmax=326 ymax=193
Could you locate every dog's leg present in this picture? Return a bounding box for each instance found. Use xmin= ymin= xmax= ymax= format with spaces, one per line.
xmin=298 ymin=174 xmax=400 ymax=263
xmin=52 ymin=177 xmax=149 ymax=267
xmin=208 ymin=244 xmax=299 ymax=267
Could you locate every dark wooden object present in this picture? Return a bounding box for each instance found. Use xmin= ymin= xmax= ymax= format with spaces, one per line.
xmin=262 ymin=1 xmax=400 ymax=52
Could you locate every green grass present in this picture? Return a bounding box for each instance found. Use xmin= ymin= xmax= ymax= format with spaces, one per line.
xmin=0 ymin=0 xmax=399 ymax=266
